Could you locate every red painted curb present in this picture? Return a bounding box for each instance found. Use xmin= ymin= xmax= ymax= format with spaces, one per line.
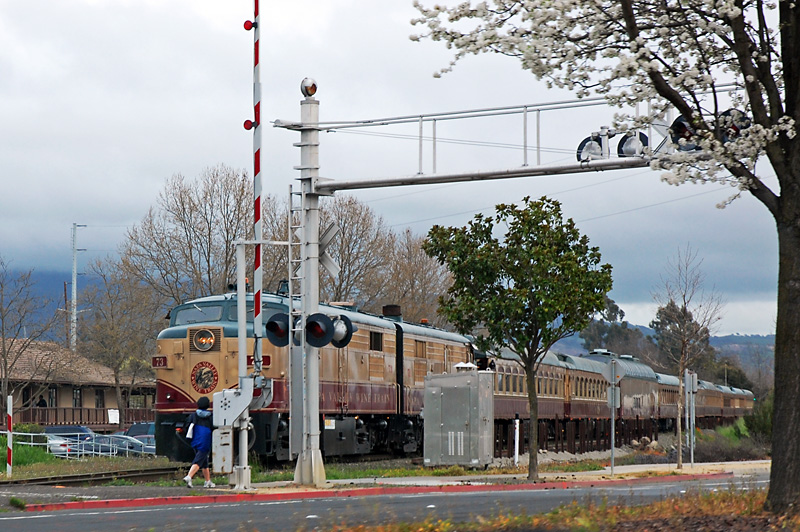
xmin=23 ymin=472 xmax=733 ymax=513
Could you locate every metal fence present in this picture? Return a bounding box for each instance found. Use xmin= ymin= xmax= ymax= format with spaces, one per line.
xmin=1 ymin=407 xmax=154 ymax=430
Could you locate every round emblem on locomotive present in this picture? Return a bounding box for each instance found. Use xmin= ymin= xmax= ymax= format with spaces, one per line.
xmin=190 ymin=361 xmax=218 ymax=394
xmin=192 ymin=329 xmax=215 ymax=351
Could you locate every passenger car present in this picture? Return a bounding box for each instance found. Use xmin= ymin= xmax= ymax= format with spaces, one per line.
xmin=44 ymin=425 xmax=95 ymax=441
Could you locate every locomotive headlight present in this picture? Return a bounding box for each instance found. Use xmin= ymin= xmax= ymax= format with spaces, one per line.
xmin=192 ymin=329 xmax=215 ymax=352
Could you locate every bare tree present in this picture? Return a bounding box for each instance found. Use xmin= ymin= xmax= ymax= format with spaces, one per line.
xmin=651 ymin=245 xmax=723 ymax=468
xmin=121 ymin=164 xmax=255 ymax=305
xmin=319 ymin=195 xmax=396 ymax=311
xmin=81 ymin=257 xmax=165 ymax=429
xmin=0 ymin=256 xmax=66 ymax=406
xmin=382 ymin=229 xmax=451 ymax=327
xmin=745 ymin=344 xmax=775 ymax=400
xmin=261 ymin=195 xmax=292 ymax=294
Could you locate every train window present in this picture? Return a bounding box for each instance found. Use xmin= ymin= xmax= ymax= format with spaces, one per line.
xmin=370 ymin=331 xmax=383 ymax=351
xmin=174 ymin=304 xmax=224 ymax=325
xmin=415 ymin=340 xmax=426 ymax=358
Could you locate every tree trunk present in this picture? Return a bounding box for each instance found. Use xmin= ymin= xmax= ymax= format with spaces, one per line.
xmin=767 ymin=221 xmax=800 ymax=515
xmin=114 ymin=372 xmax=125 ymax=431
xmin=676 ymin=378 xmax=683 ymax=469
xmin=527 ymin=369 xmax=539 ymax=481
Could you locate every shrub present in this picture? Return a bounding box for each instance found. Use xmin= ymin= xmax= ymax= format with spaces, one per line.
xmin=693 ymin=434 xmax=769 ymax=462
xmin=11 ymin=424 xmax=46 ymax=445
xmin=0 ymin=435 xmax=59 ymax=467
xmin=744 ymin=393 xmax=772 ymax=440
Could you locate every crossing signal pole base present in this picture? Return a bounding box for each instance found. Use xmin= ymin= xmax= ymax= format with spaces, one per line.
xmin=294 ymin=449 xmax=329 ymax=488
xmin=231 ymin=465 xmax=252 ymax=491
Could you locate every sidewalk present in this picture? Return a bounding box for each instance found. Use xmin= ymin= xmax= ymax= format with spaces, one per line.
xmin=1 ymin=460 xmax=770 ymax=513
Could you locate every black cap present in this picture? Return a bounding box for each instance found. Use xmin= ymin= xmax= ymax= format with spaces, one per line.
xmin=197 ymin=396 xmax=210 ymax=410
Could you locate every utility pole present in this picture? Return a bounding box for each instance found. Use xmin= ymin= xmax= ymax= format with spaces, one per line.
xmin=70 ymin=223 xmax=86 ymax=352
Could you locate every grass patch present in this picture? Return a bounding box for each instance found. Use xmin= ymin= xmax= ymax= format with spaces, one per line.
xmin=104 ymin=478 xmax=136 ymax=486
xmin=538 ymin=460 xmax=605 ymax=473
xmin=8 ymin=497 xmax=26 ymax=510
xmin=1 ymin=455 xmax=173 ymax=481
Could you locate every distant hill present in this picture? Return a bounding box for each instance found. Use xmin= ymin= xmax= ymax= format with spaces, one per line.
xmin=552 ymin=324 xmax=775 ymax=376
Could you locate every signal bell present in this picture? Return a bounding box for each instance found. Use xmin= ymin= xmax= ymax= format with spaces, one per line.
xmin=331 ymin=315 xmax=357 ymax=348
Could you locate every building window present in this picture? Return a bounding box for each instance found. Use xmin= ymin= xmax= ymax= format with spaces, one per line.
xmin=130 ymin=395 xmax=144 ymax=408
xmin=48 ymin=388 xmax=56 ymax=407
xmin=369 ymin=331 xmax=383 ymax=351
xmin=72 ymin=388 xmax=82 ymax=408
xmin=95 ymin=390 xmax=105 ymax=409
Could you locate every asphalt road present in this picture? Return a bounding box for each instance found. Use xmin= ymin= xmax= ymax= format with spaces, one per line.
xmin=0 ymin=471 xmax=770 ymax=532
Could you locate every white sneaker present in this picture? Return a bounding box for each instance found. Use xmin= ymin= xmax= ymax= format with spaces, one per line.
xmin=204 ymin=480 xmax=216 ymax=488
xmin=183 ymin=475 xmax=192 ymax=488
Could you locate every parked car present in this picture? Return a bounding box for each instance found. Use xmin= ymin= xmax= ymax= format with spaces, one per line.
xmin=93 ymin=435 xmax=156 ymax=456
xmin=125 ymin=422 xmax=154 ymax=438
xmin=46 ymin=434 xmax=81 ymax=458
xmin=44 ymin=425 xmax=95 ymax=441
xmin=131 ymin=434 xmax=156 ymax=452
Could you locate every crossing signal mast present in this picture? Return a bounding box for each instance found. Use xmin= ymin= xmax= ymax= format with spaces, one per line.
xmin=272 ymin=78 xmax=750 ymax=487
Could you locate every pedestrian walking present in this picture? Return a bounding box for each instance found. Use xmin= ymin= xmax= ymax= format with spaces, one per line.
xmin=183 ymin=396 xmax=215 ymax=488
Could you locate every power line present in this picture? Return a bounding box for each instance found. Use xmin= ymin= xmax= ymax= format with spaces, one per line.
xmin=390 ymin=178 xmax=745 ymax=230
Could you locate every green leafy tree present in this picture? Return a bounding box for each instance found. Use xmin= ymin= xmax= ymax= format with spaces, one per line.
xmin=713 ymin=356 xmax=754 ymax=391
xmin=412 ymin=0 xmax=799 ymax=513
xmin=579 ymin=295 xmax=624 ymax=350
xmin=650 ymin=300 xmax=718 ymax=376
xmin=423 ymin=196 xmax=612 ymax=480
xmin=580 ymin=297 xmax=660 ymax=361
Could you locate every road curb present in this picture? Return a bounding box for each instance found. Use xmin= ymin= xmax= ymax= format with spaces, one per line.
xmin=23 ymin=471 xmax=734 ymax=512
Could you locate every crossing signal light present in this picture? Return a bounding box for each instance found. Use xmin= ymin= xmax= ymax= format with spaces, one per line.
xmin=305 ymin=313 xmax=334 ymax=348
xmin=265 ymin=313 xmax=290 ymax=347
xmin=266 ymin=312 xmax=358 ymax=349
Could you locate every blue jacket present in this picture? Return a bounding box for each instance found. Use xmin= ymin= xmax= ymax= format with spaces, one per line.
xmin=187 ymin=409 xmax=213 ymax=452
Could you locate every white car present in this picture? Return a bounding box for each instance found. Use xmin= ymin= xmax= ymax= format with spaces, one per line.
xmin=46 ymin=434 xmax=80 ymax=458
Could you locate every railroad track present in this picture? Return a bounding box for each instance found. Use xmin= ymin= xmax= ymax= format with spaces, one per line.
xmin=0 ymin=465 xmax=185 ymax=486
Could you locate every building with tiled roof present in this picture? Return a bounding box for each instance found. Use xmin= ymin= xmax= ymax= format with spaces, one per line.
xmin=1 ymin=340 xmax=154 ymax=431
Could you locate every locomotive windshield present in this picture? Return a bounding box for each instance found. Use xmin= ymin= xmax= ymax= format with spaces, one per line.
xmin=173 ymin=304 xmax=224 ymax=325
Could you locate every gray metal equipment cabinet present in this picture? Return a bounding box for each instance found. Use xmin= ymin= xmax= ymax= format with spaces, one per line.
xmin=423 ymin=369 xmax=494 ymax=468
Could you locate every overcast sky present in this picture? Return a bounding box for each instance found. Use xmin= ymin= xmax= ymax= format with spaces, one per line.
xmin=0 ymin=1 xmax=778 ymax=335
